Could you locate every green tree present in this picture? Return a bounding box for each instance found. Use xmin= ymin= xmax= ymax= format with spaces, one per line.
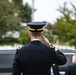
xmin=20 ymin=28 xmax=31 ymax=45
xmin=19 ymin=3 xmax=32 ymax=22
xmin=0 ymin=0 xmax=22 ymax=38
xmin=0 ymin=0 xmax=32 ymax=44
xmin=55 ymin=2 xmax=76 ymax=48
xmin=44 ymin=23 xmax=55 ymax=43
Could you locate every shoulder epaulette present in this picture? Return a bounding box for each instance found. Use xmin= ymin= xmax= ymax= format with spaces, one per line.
xmin=55 ymin=47 xmax=58 ymax=51
xmin=17 ymin=47 xmax=22 ymax=50
xmin=50 ymin=45 xmax=55 ymax=48
xmin=50 ymin=45 xmax=58 ymax=51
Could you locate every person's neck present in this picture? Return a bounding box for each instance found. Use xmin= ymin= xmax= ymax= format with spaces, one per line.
xmin=31 ymin=37 xmax=41 ymax=41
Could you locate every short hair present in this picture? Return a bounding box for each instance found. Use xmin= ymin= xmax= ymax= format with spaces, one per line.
xmin=30 ymin=32 xmax=42 ymax=37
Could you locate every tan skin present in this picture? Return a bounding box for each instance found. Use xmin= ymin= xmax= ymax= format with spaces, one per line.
xmin=28 ymin=32 xmax=43 ymax=41
xmin=42 ymin=36 xmax=51 ymax=46
xmin=72 ymin=56 xmax=76 ymax=64
xmin=28 ymin=32 xmax=51 ymax=46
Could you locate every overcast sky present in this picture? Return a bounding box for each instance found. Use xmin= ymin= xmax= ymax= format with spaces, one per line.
xmin=23 ymin=0 xmax=76 ymax=24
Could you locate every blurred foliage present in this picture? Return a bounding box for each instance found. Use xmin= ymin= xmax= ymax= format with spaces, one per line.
xmin=55 ymin=2 xmax=76 ymax=48
xmin=20 ymin=28 xmax=31 ymax=45
xmin=0 ymin=0 xmax=32 ymax=44
xmin=19 ymin=3 xmax=32 ymax=23
xmin=44 ymin=23 xmax=56 ymax=44
xmin=44 ymin=30 xmax=54 ymax=43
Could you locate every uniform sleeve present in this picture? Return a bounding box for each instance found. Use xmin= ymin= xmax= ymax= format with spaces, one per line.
xmin=12 ymin=50 xmax=21 ymax=75
xmin=49 ymin=46 xmax=67 ymax=65
xmin=55 ymin=50 xmax=67 ymax=65
xmin=64 ymin=66 xmax=70 ymax=75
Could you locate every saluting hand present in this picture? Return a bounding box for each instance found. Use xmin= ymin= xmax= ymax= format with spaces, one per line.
xmin=42 ymin=36 xmax=51 ymax=46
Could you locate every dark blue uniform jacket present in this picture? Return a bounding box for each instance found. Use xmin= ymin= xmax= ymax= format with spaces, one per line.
xmin=12 ymin=40 xmax=67 ymax=75
xmin=65 ymin=63 xmax=76 ymax=75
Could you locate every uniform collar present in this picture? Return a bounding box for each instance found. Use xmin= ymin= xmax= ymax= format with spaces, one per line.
xmin=30 ymin=40 xmax=42 ymax=44
xmin=31 ymin=39 xmax=41 ymax=41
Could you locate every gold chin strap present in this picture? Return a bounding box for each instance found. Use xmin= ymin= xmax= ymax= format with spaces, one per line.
xmin=29 ymin=28 xmax=43 ymax=31
xmin=37 ymin=28 xmax=43 ymax=31
xmin=17 ymin=47 xmax=22 ymax=50
xmin=29 ymin=28 xmax=35 ymax=31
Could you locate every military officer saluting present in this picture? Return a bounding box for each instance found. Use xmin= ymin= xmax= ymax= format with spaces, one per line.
xmin=12 ymin=22 xmax=67 ymax=75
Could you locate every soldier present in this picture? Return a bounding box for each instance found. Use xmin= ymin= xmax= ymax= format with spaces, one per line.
xmin=65 ymin=53 xmax=76 ymax=75
xmin=12 ymin=22 xmax=67 ymax=75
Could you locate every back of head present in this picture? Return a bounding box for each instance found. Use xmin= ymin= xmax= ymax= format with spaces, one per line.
xmin=27 ymin=22 xmax=46 ymax=32
xmin=30 ymin=32 xmax=42 ymax=37
xmin=72 ymin=53 xmax=76 ymax=64
xmin=27 ymin=22 xmax=46 ymax=38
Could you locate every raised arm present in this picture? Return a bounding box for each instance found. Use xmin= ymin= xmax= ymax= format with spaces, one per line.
xmin=42 ymin=36 xmax=67 ymax=65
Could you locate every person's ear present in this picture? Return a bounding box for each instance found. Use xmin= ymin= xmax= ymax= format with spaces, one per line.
xmin=41 ymin=32 xmax=44 ymax=38
xmin=28 ymin=32 xmax=31 ymax=38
